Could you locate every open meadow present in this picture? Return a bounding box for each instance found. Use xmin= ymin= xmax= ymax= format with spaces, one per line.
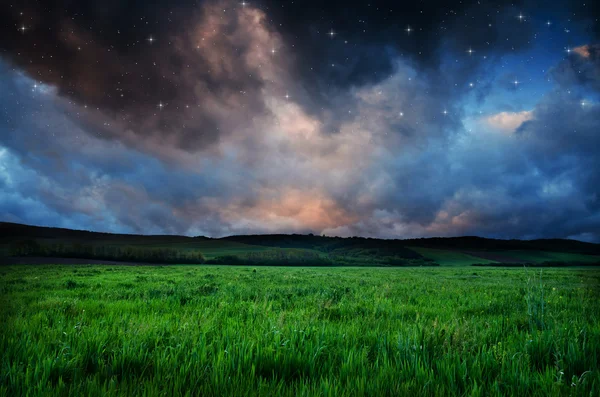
xmin=1 ymin=265 xmax=599 ymax=396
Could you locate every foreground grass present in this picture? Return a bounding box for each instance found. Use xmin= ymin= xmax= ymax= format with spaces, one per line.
xmin=1 ymin=265 xmax=599 ymax=396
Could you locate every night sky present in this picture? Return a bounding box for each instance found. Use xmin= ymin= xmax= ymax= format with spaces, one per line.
xmin=1 ymin=0 xmax=600 ymax=241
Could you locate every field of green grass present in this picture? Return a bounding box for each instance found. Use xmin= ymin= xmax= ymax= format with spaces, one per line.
xmin=1 ymin=265 xmax=599 ymax=396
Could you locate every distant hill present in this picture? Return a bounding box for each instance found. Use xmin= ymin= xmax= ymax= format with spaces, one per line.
xmin=1 ymin=222 xmax=599 ymax=266
xmin=0 ymin=222 xmax=199 ymax=243
xmin=222 ymin=234 xmax=422 ymax=258
xmin=402 ymin=236 xmax=600 ymax=255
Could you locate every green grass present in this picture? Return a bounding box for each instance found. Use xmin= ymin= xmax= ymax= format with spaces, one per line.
xmin=408 ymin=247 xmax=499 ymax=266
xmin=1 ymin=265 xmax=599 ymax=396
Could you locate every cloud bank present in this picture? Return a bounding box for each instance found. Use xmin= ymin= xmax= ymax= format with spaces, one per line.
xmin=1 ymin=0 xmax=600 ymax=241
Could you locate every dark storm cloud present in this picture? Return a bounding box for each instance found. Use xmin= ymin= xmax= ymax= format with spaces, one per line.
xmin=438 ymin=51 xmax=600 ymax=241
xmin=0 ymin=0 xmax=538 ymax=147
xmin=318 ymin=44 xmax=600 ymax=241
xmin=1 ymin=0 xmax=277 ymax=152
xmin=2 ymin=0 xmax=600 ymax=241
xmin=262 ymin=0 xmax=536 ymax=124
xmin=4 ymin=42 xmax=600 ymax=241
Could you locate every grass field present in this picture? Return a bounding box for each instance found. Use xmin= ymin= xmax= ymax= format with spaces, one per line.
xmin=1 ymin=265 xmax=599 ymax=396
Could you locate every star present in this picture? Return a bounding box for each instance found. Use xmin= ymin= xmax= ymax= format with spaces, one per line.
xmin=405 ymin=26 xmax=412 ymax=34
xmin=147 ymin=36 xmax=155 ymax=44
xmin=518 ymin=13 xmax=525 ymax=22
xmin=19 ymin=25 xmax=26 ymax=33
xmin=284 ymin=93 xmax=290 ymax=99
xmin=513 ymin=79 xmax=520 ymax=87
xmin=270 ymin=48 xmax=276 ymax=54
xmin=469 ymin=82 xmax=474 ymax=87
xmin=581 ymin=100 xmax=586 ymax=107
xmin=546 ymin=21 xmax=552 ymax=27
xmin=399 ymin=112 xmax=404 ymax=117
xmin=158 ymin=102 xmax=165 ymax=109
xmin=328 ymin=29 xmax=335 ymax=38
xmin=442 ymin=109 xmax=448 ymax=115
xmin=241 ymin=1 xmax=248 ymax=7
xmin=467 ymin=48 xmax=474 ymax=55
xmin=566 ymin=47 xmax=572 ymax=54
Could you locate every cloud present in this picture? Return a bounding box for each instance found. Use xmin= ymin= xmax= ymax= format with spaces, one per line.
xmin=551 ymin=44 xmax=600 ymax=91
xmin=574 ymin=45 xmax=592 ymax=58
xmin=485 ymin=110 xmax=533 ymax=132
xmin=0 ymin=0 xmax=296 ymax=157
xmin=1 ymin=0 xmax=600 ymax=242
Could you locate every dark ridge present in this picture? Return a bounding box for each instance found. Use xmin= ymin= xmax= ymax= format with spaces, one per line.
xmin=0 ymin=222 xmax=199 ymax=242
xmin=2 ymin=222 xmax=599 ymax=256
xmin=224 ymin=234 xmax=600 ymax=255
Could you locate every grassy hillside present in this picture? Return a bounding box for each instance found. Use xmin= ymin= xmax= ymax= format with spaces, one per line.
xmin=466 ymin=250 xmax=600 ymax=264
xmin=0 ymin=222 xmax=266 ymax=260
xmin=405 ymin=236 xmax=600 ymax=255
xmin=0 ymin=223 xmax=434 ymax=266
xmin=224 ymin=234 xmax=420 ymax=256
xmin=408 ymin=247 xmax=499 ymax=266
xmin=2 ymin=222 xmax=600 ymax=266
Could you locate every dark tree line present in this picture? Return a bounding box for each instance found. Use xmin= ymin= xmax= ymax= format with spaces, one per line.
xmin=9 ymin=240 xmax=205 ymax=264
